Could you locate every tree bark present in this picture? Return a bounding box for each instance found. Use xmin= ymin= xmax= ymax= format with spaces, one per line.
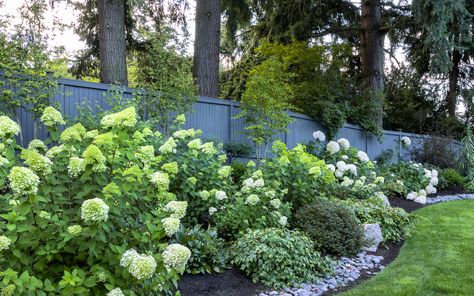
xmin=193 ymin=0 xmax=221 ymax=97
xmin=446 ymin=50 xmax=461 ymax=118
xmin=98 ymin=0 xmax=128 ymax=86
xmin=360 ymin=0 xmax=384 ymax=127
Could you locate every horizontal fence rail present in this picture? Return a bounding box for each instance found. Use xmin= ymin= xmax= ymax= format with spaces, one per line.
xmin=2 ymin=76 xmax=462 ymax=162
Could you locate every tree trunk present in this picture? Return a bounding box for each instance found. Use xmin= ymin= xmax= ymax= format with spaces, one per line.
xmin=360 ymin=0 xmax=384 ymax=127
xmin=98 ymin=0 xmax=128 ymax=86
xmin=446 ymin=50 xmax=461 ymax=118
xmin=193 ymin=0 xmax=221 ymax=97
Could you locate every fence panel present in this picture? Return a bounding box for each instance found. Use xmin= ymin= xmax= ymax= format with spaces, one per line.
xmin=2 ymin=76 xmax=462 ymax=161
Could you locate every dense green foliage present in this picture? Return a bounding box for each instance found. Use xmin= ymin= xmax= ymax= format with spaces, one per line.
xmin=230 ymin=228 xmax=331 ymax=289
xmin=342 ymin=200 xmax=474 ymax=296
xmin=440 ymin=168 xmax=465 ymax=187
xmin=296 ymin=200 xmax=365 ymax=256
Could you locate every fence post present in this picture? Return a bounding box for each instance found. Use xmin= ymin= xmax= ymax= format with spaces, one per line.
xmin=398 ymin=130 xmax=402 ymax=162
xmin=229 ymin=100 xmax=234 ymax=143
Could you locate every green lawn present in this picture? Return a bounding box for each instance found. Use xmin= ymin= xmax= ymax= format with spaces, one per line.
xmin=341 ymin=200 xmax=474 ymax=296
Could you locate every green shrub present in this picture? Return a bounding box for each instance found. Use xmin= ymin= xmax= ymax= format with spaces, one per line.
xmin=440 ymin=168 xmax=465 ymax=187
xmin=174 ymin=225 xmax=229 ymax=274
xmin=230 ymin=228 xmax=331 ymax=288
xmin=0 ymin=107 xmax=231 ymax=294
xmin=295 ymin=200 xmax=365 ymax=256
xmin=333 ymin=198 xmax=413 ymax=243
xmin=230 ymin=161 xmax=247 ymax=183
xmin=214 ymin=170 xmax=292 ymax=239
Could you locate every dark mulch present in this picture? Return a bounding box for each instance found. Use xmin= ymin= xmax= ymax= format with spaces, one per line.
xmin=325 ymin=241 xmax=403 ymax=295
xmin=178 ymin=268 xmax=268 ymax=296
xmin=434 ymin=185 xmax=468 ymax=196
xmin=388 ymin=196 xmax=424 ymax=213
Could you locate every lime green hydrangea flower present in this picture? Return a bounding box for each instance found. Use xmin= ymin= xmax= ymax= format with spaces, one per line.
xmin=8 ymin=166 xmax=40 ymax=195
xmin=218 ymin=166 xmax=232 ymax=179
xmin=0 ymin=284 xmax=16 ymax=296
xmin=82 ymin=144 xmax=107 ymax=172
xmin=175 ymin=114 xmax=186 ymax=124
xmin=161 ymin=162 xmax=178 ymax=175
xmin=135 ymin=145 xmax=155 ymax=163
xmin=269 ymin=198 xmax=281 ymax=209
xmin=200 ymin=142 xmax=217 ymax=155
xmin=68 ymin=157 xmax=86 ymax=177
xmin=164 ymin=201 xmax=187 ymax=219
xmin=173 ymin=129 xmax=196 ymax=139
xmin=67 ymin=225 xmax=83 ymax=236
xmin=0 ymin=235 xmax=12 ymax=251
xmin=186 ymin=177 xmax=197 ymax=185
xmin=21 ymin=149 xmax=53 ymax=175
xmin=28 ymin=139 xmax=47 ymax=152
xmin=81 ymin=198 xmax=109 ymax=223
xmin=60 ymin=123 xmax=87 ymax=142
xmin=120 ymin=249 xmax=157 ymax=280
xmin=187 ymin=138 xmax=202 ymax=150
xmin=149 ymin=171 xmax=170 ymax=191
xmin=93 ymin=132 xmax=117 ymax=147
xmin=142 ymin=127 xmax=153 ymax=137
xmin=84 ymin=129 xmax=99 ymax=139
xmin=102 ymin=182 xmax=121 ymax=199
xmin=159 ymin=137 xmax=177 ymax=154
xmin=161 ymin=217 xmax=181 ymax=237
xmin=100 ymin=107 xmax=137 ymax=129
xmin=218 ymin=154 xmax=227 ymax=162
xmin=0 ymin=156 xmax=9 ymax=167
xmin=162 ymin=244 xmax=191 ymax=273
xmin=246 ymin=194 xmax=260 ymax=206
xmin=199 ymin=190 xmax=210 ymax=201
xmin=0 ymin=116 xmax=20 ymax=138
xmin=40 ymin=106 xmax=65 ymax=127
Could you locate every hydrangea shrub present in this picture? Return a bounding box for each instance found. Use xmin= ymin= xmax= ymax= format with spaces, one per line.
xmin=0 ymin=107 xmax=201 ymax=294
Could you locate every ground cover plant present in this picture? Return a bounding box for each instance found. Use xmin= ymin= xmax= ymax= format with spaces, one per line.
xmin=341 ymin=200 xmax=474 ymax=296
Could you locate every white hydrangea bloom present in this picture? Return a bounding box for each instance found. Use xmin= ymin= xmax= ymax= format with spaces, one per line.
xmin=0 ymin=236 xmax=12 ymax=251
xmin=40 ymin=107 xmax=65 ymax=127
xmin=430 ymin=177 xmax=439 ymax=186
xmin=414 ymin=195 xmax=426 ymax=204
xmin=242 ymin=178 xmax=254 ymax=188
xmin=67 ymin=225 xmax=82 ymax=236
xmin=253 ymin=178 xmax=265 ymax=188
xmin=128 ymin=254 xmax=157 ymax=280
xmin=425 ymin=184 xmax=437 ymax=195
xmin=312 ymin=130 xmax=326 ymax=142
xmin=406 ymin=192 xmax=417 ymax=200
xmin=357 ymin=151 xmax=369 ymax=162
xmin=341 ymin=177 xmax=354 ymax=187
xmin=149 ymin=171 xmax=170 ymax=191
xmin=336 ymin=161 xmax=347 ymax=172
xmin=0 ymin=155 xmax=9 ymax=167
xmin=401 ymin=136 xmax=411 ymax=147
xmin=431 ymin=169 xmax=438 ymax=178
xmin=346 ymin=164 xmax=357 ymax=175
xmin=335 ymin=169 xmax=344 ymax=178
xmin=215 ymin=190 xmax=227 ymax=201
xmin=164 ymin=201 xmax=188 ymax=219
xmin=100 ymin=107 xmax=137 ymax=129
xmin=337 ymin=138 xmax=350 ymax=150
xmin=106 ymin=288 xmax=125 ymax=296
xmin=208 ymin=207 xmax=217 ymax=215
xmin=68 ymin=157 xmax=86 ymax=177
xmin=417 ymin=189 xmax=427 ymax=197
xmin=341 ymin=155 xmax=349 ymax=160
xmin=424 ymin=169 xmax=432 ymax=179
xmin=161 ymin=217 xmax=181 ymax=237
xmin=269 ymin=198 xmax=281 ymax=209
xmin=81 ymin=198 xmax=109 ymax=223
xmin=8 ymin=166 xmax=40 ymax=195
xmin=326 ymin=164 xmax=336 ymax=172
xmin=326 ymin=141 xmax=340 ymax=154
xmin=162 ymin=244 xmax=191 ymax=273
xmin=278 ymin=216 xmax=288 ymax=227
xmin=246 ymin=194 xmax=260 ymax=206
xmin=0 ymin=116 xmax=21 ymax=138
xmin=120 ymin=249 xmax=140 ymax=268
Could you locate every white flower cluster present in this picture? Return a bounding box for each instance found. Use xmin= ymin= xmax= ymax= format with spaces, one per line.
xmin=67 ymin=225 xmax=82 ymax=236
xmin=326 ymin=141 xmax=340 ymax=154
xmin=68 ymin=157 xmax=86 ymax=177
xmin=407 ymin=189 xmax=427 ymax=204
xmin=164 ymin=201 xmax=187 ymax=219
xmin=215 ymin=190 xmax=228 ymax=201
xmin=401 ymin=136 xmax=411 ymax=147
xmin=337 ymin=138 xmax=350 ymax=150
xmin=106 ymin=288 xmax=124 ymax=296
xmin=246 ymin=194 xmax=260 ymax=205
xmin=149 ymin=171 xmax=170 ymax=191
xmin=334 ymin=161 xmax=357 ymax=178
xmin=81 ymin=198 xmax=109 ymax=223
xmin=40 ymin=107 xmax=65 ymax=127
xmin=242 ymin=176 xmax=265 ymax=189
xmin=269 ymin=198 xmax=281 ymax=209
xmin=162 ymin=244 xmax=191 ymax=273
xmin=100 ymin=107 xmax=137 ymax=129
xmin=0 ymin=116 xmax=20 ymax=138
xmin=0 ymin=155 xmax=9 ymax=167
xmin=208 ymin=207 xmax=217 ymax=215
xmin=312 ymin=130 xmax=326 ymax=142
xmin=120 ymin=249 xmax=157 ymax=280
xmin=161 ymin=217 xmax=181 ymax=237
xmin=0 ymin=235 xmax=12 ymax=251
xmin=8 ymin=166 xmax=40 ymax=195
xmin=357 ymin=151 xmax=370 ymax=162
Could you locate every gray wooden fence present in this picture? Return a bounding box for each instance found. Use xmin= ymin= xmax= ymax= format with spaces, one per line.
xmin=7 ymin=77 xmax=462 ymax=162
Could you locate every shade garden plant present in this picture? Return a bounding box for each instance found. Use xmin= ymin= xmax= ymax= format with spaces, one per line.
xmin=0 ymin=105 xmax=446 ymax=294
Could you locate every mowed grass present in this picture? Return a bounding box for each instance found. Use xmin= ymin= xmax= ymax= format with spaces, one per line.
xmin=341 ymin=200 xmax=474 ymax=296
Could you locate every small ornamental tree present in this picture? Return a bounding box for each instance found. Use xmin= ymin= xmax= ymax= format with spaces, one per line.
xmin=236 ymin=57 xmax=294 ymax=163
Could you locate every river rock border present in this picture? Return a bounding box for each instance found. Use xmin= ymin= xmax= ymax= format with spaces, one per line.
xmin=426 ymin=193 xmax=474 ymax=204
